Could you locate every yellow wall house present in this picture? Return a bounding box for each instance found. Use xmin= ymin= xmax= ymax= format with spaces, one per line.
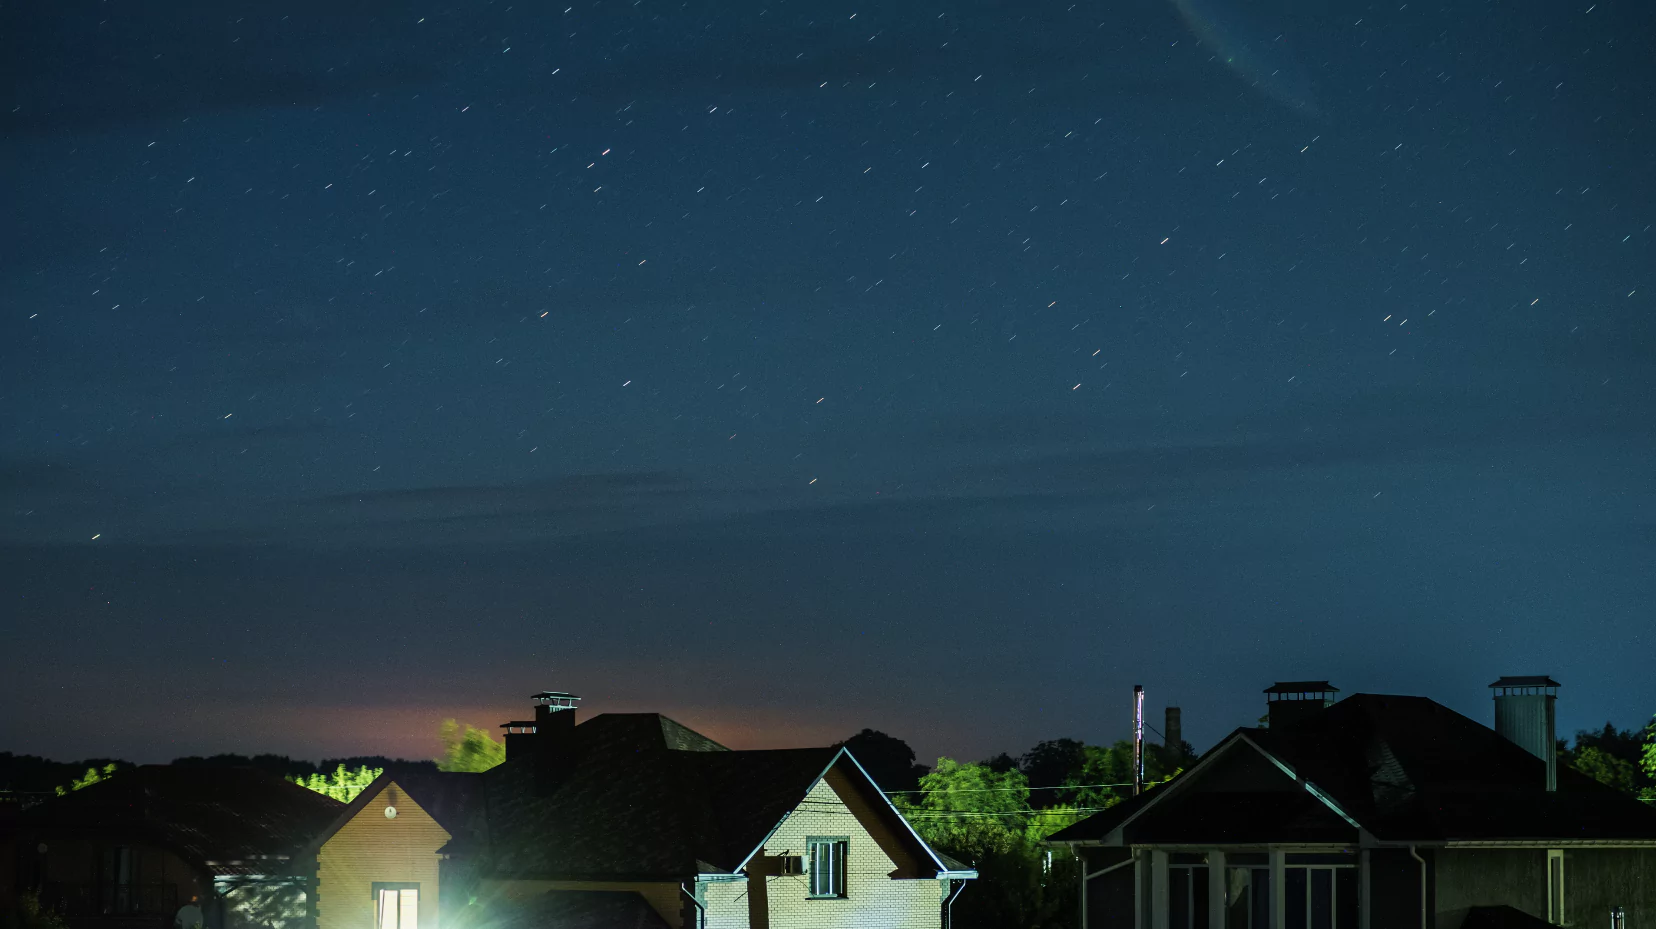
xmin=444 ymin=693 xmax=975 ymax=929
xmin=306 ymin=774 xmax=472 ymax=929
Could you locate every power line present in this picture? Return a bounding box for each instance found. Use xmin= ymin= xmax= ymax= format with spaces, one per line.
xmin=883 ymin=782 xmax=1133 ymax=795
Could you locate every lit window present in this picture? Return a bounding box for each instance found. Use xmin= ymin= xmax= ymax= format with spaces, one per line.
xmin=1547 ymin=850 xmax=1565 ymax=925
xmin=807 ymin=838 xmax=848 ymax=898
xmin=373 ymin=884 xmax=419 ymax=929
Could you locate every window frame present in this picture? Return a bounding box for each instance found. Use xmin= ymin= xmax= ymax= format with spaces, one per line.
xmin=806 ymin=837 xmax=849 ymax=899
xmin=371 ymin=882 xmax=420 ymax=929
xmin=1547 ymin=850 xmax=1565 ymax=926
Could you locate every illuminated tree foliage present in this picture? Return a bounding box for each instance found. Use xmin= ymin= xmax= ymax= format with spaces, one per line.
xmin=1643 ymin=715 xmax=1656 ymax=801
xmin=5 ymin=892 xmax=70 ymax=929
xmin=53 ymin=763 xmax=120 ymax=796
xmin=893 ymin=758 xmax=1086 ymax=929
xmin=1559 ymin=719 xmax=1656 ymax=799
xmin=437 ymin=720 xmax=506 ymax=772
xmin=287 ymin=764 xmax=382 ymax=802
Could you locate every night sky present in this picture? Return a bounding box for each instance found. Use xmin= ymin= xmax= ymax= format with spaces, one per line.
xmin=4 ymin=0 xmax=1653 ymax=766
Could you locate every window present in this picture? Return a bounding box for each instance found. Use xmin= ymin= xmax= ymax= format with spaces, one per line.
xmin=1282 ymin=866 xmax=1357 ymax=929
xmin=1224 ymin=867 xmax=1270 ymax=929
xmin=373 ymin=884 xmax=419 ymax=929
xmin=1547 ymin=850 xmax=1565 ymax=925
xmin=1169 ymin=863 xmax=1210 ymax=929
xmin=807 ymin=838 xmax=848 ymax=898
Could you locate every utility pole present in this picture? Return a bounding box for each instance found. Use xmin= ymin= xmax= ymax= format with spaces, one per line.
xmin=1132 ymin=685 xmax=1145 ymax=796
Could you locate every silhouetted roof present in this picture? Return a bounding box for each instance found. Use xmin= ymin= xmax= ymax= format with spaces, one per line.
xmin=1264 ymin=681 xmax=1339 ymax=694
xmin=491 ymin=890 xmax=672 ymax=929
xmin=305 ymin=769 xmax=482 ymax=854
xmin=1050 ymin=693 xmax=1656 ymax=845
xmin=18 ymin=765 xmax=344 ymax=872
xmin=451 ymin=712 xmax=947 ymax=882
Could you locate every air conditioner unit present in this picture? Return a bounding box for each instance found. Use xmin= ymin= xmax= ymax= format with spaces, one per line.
xmin=776 ymin=856 xmax=805 ymax=876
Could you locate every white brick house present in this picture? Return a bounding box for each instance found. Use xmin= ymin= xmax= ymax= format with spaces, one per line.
xmin=442 ymin=693 xmax=975 ymax=929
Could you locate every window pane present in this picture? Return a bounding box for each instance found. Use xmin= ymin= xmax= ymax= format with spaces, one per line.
xmin=1285 ymin=868 xmax=1308 ymax=929
xmin=399 ymin=889 xmax=418 ymax=929
xmin=1335 ymin=869 xmax=1358 ymax=929
xmin=1310 ymin=870 xmax=1332 ymax=929
xmin=378 ymin=891 xmax=398 ymax=929
xmin=1171 ymin=867 xmax=1190 ymax=929
xmin=1225 ymin=869 xmax=1252 ymax=929
xmin=834 ymin=842 xmax=847 ymax=897
xmin=1251 ymin=870 xmax=1270 ymax=929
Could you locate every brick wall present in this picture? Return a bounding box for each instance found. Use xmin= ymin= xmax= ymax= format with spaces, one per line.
xmin=702 ymin=776 xmax=945 ymax=929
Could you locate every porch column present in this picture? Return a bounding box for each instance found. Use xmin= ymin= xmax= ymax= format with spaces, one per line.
xmin=1208 ymin=850 xmax=1226 ymax=929
xmin=1151 ymin=851 xmax=1170 ymax=929
xmin=1270 ymin=849 xmax=1286 ymax=929
xmin=1359 ymin=850 xmax=1371 ymax=929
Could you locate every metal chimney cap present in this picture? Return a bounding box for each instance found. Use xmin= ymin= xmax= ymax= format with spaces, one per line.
xmin=1263 ymin=681 xmax=1339 ymax=701
xmin=531 ymin=692 xmax=581 ymax=710
xmin=1488 ymin=676 xmax=1559 ymax=688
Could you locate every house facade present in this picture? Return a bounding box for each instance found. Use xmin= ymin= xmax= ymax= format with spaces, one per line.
xmin=1048 ymin=680 xmax=1656 ymax=929
xmin=7 ymin=766 xmax=343 ymax=929
xmin=443 ymin=692 xmax=974 ymax=929
xmin=308 ymin=773 xmax=477 ymax=929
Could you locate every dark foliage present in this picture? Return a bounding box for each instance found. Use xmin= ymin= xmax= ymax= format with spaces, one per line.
xmin=835 ymin=729 xmax=929 ymax=793
xmin=1019 ymin=738 xmax=1087 ymax=807
xmin=980 ymin=752 xmax=1021 ymax=774
xmin=0 ymin=753 xmax=127 ymax=793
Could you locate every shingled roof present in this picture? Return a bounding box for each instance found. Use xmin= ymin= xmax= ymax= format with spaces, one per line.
xmin=1049 ymin=693 xmax=1656 ymax=846
xmin=451 ymin=711 xmax=950 ymax=882
xmin=18 ymin=765 xmax=345 ymax=873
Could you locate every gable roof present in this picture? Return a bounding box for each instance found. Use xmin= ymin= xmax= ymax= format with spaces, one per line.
xmin=18 ymin=765 xmax=345 ymax=873
xmin=304 ymin=769 xmax=480 ymax=855
xmin=455 ymin=713 xmax=963 ymax=882
xmin=1049 ymin=693 xmax=1656 ymax=846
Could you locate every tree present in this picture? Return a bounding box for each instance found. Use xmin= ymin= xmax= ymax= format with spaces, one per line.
xmin=437 ymin=720 xmax=506 ymax=773
xmin=1643 ymin=714 xmax=1656 ymax=801
xmin=835 ymin=729 xmax=929 ymax=793
xmin=1559 ymin=719 xmax=1656 ymax=797
xmin=1020 ymin=739 xmax=1087 ymax=807
xmin=1569 ymin=746 xmax=1638 ymax=794
xmin=5 ymin=892 xmax=69 ymax=929
xmin=893 ymin=758 xmax=1084 ymax=929
xmin=288 ymin=764 xmax=382 ymax=802
xmin=54 ymin=763 xmax=120 ymax=796
xmin=1062 ymin=739 xmax=1189 ymax=809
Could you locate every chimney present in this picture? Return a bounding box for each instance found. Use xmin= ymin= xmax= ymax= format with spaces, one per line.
xmin=1263 ymin=681 xmax=1338 ymax=730
xmin=501 ymin=692 xmax=582 ymax=788
xmin=1490 ymin=676 xmax=1558 ymax=791
xmin=1164 ymin=707 xmax=1182 ymax=754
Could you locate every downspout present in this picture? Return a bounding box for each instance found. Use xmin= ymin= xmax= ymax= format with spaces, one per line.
xmin=943 ymin=878 xmax=968 ymax=929
xmin=1408 ymin=846 xmax=1427 ymax=929
xmin=680 ymin=883 xmax=705 ymax=929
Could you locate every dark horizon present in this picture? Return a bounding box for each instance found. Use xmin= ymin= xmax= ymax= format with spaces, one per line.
xmin=4 ymin=0 xmax=1653 ymax=767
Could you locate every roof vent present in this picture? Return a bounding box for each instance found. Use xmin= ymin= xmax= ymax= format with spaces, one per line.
xmin=1263 ymin=681 xmax=1338 ymax=730
xmin=1490 ymin=676 xmax=1558 ymax=792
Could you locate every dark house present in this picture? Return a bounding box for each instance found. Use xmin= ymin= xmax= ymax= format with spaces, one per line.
xmin=440 ymin=692 xmax=973 ymax=929
xmin=8 ymin=766 xmax=345 ymax=929
xmin=1048 ymin=678 xmax=1656 ymax=929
